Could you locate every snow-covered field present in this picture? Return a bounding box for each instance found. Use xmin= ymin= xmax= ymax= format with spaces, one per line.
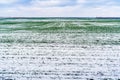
xmin=0 ymin=18 xmax=120 ymax=80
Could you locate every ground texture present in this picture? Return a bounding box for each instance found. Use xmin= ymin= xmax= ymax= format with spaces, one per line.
xmin=0 ymin=18 xmax=120 ymax=80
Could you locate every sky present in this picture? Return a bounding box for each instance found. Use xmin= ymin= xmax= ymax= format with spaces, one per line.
xmin=0 ymin=0 xmax=120 ymax=17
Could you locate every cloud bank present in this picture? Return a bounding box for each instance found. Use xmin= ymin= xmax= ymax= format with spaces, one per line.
xmin=0 ymin=0 xmax=120 ymax=17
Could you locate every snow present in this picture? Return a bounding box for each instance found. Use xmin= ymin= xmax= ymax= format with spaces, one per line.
xmin=0 ymin=18 xmax=120 ymax=80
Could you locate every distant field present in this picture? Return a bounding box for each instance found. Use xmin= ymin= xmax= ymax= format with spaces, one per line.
xmin=1 ymin=18 xmax=120 ymax=33
xmin=0 ymin=18 xmax=120 ymax=80
xmin=1 ymin=18 xmax=120 ymax=45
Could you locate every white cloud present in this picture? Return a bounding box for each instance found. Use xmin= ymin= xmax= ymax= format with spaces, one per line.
xmin=77 ymin=0 xmax=86 ymax=4
xmin=30 ymin=0 xmax=83 ymax=7
xmin=31 ymin=0 xmax=62 ymax=7
xmin=0 ymin=0 xmax=18 ymax=4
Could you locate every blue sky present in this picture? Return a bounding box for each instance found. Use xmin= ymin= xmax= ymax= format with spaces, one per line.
xmin=0 ymin=0 xmax=120 ymax=17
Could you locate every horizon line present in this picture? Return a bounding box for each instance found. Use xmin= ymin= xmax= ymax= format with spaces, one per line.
xmin=1 ymin=17 xmax=120 ymax=19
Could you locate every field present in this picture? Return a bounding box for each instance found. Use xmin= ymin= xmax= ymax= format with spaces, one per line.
xmin=0 ymin=18 xmax=120 ymax=80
